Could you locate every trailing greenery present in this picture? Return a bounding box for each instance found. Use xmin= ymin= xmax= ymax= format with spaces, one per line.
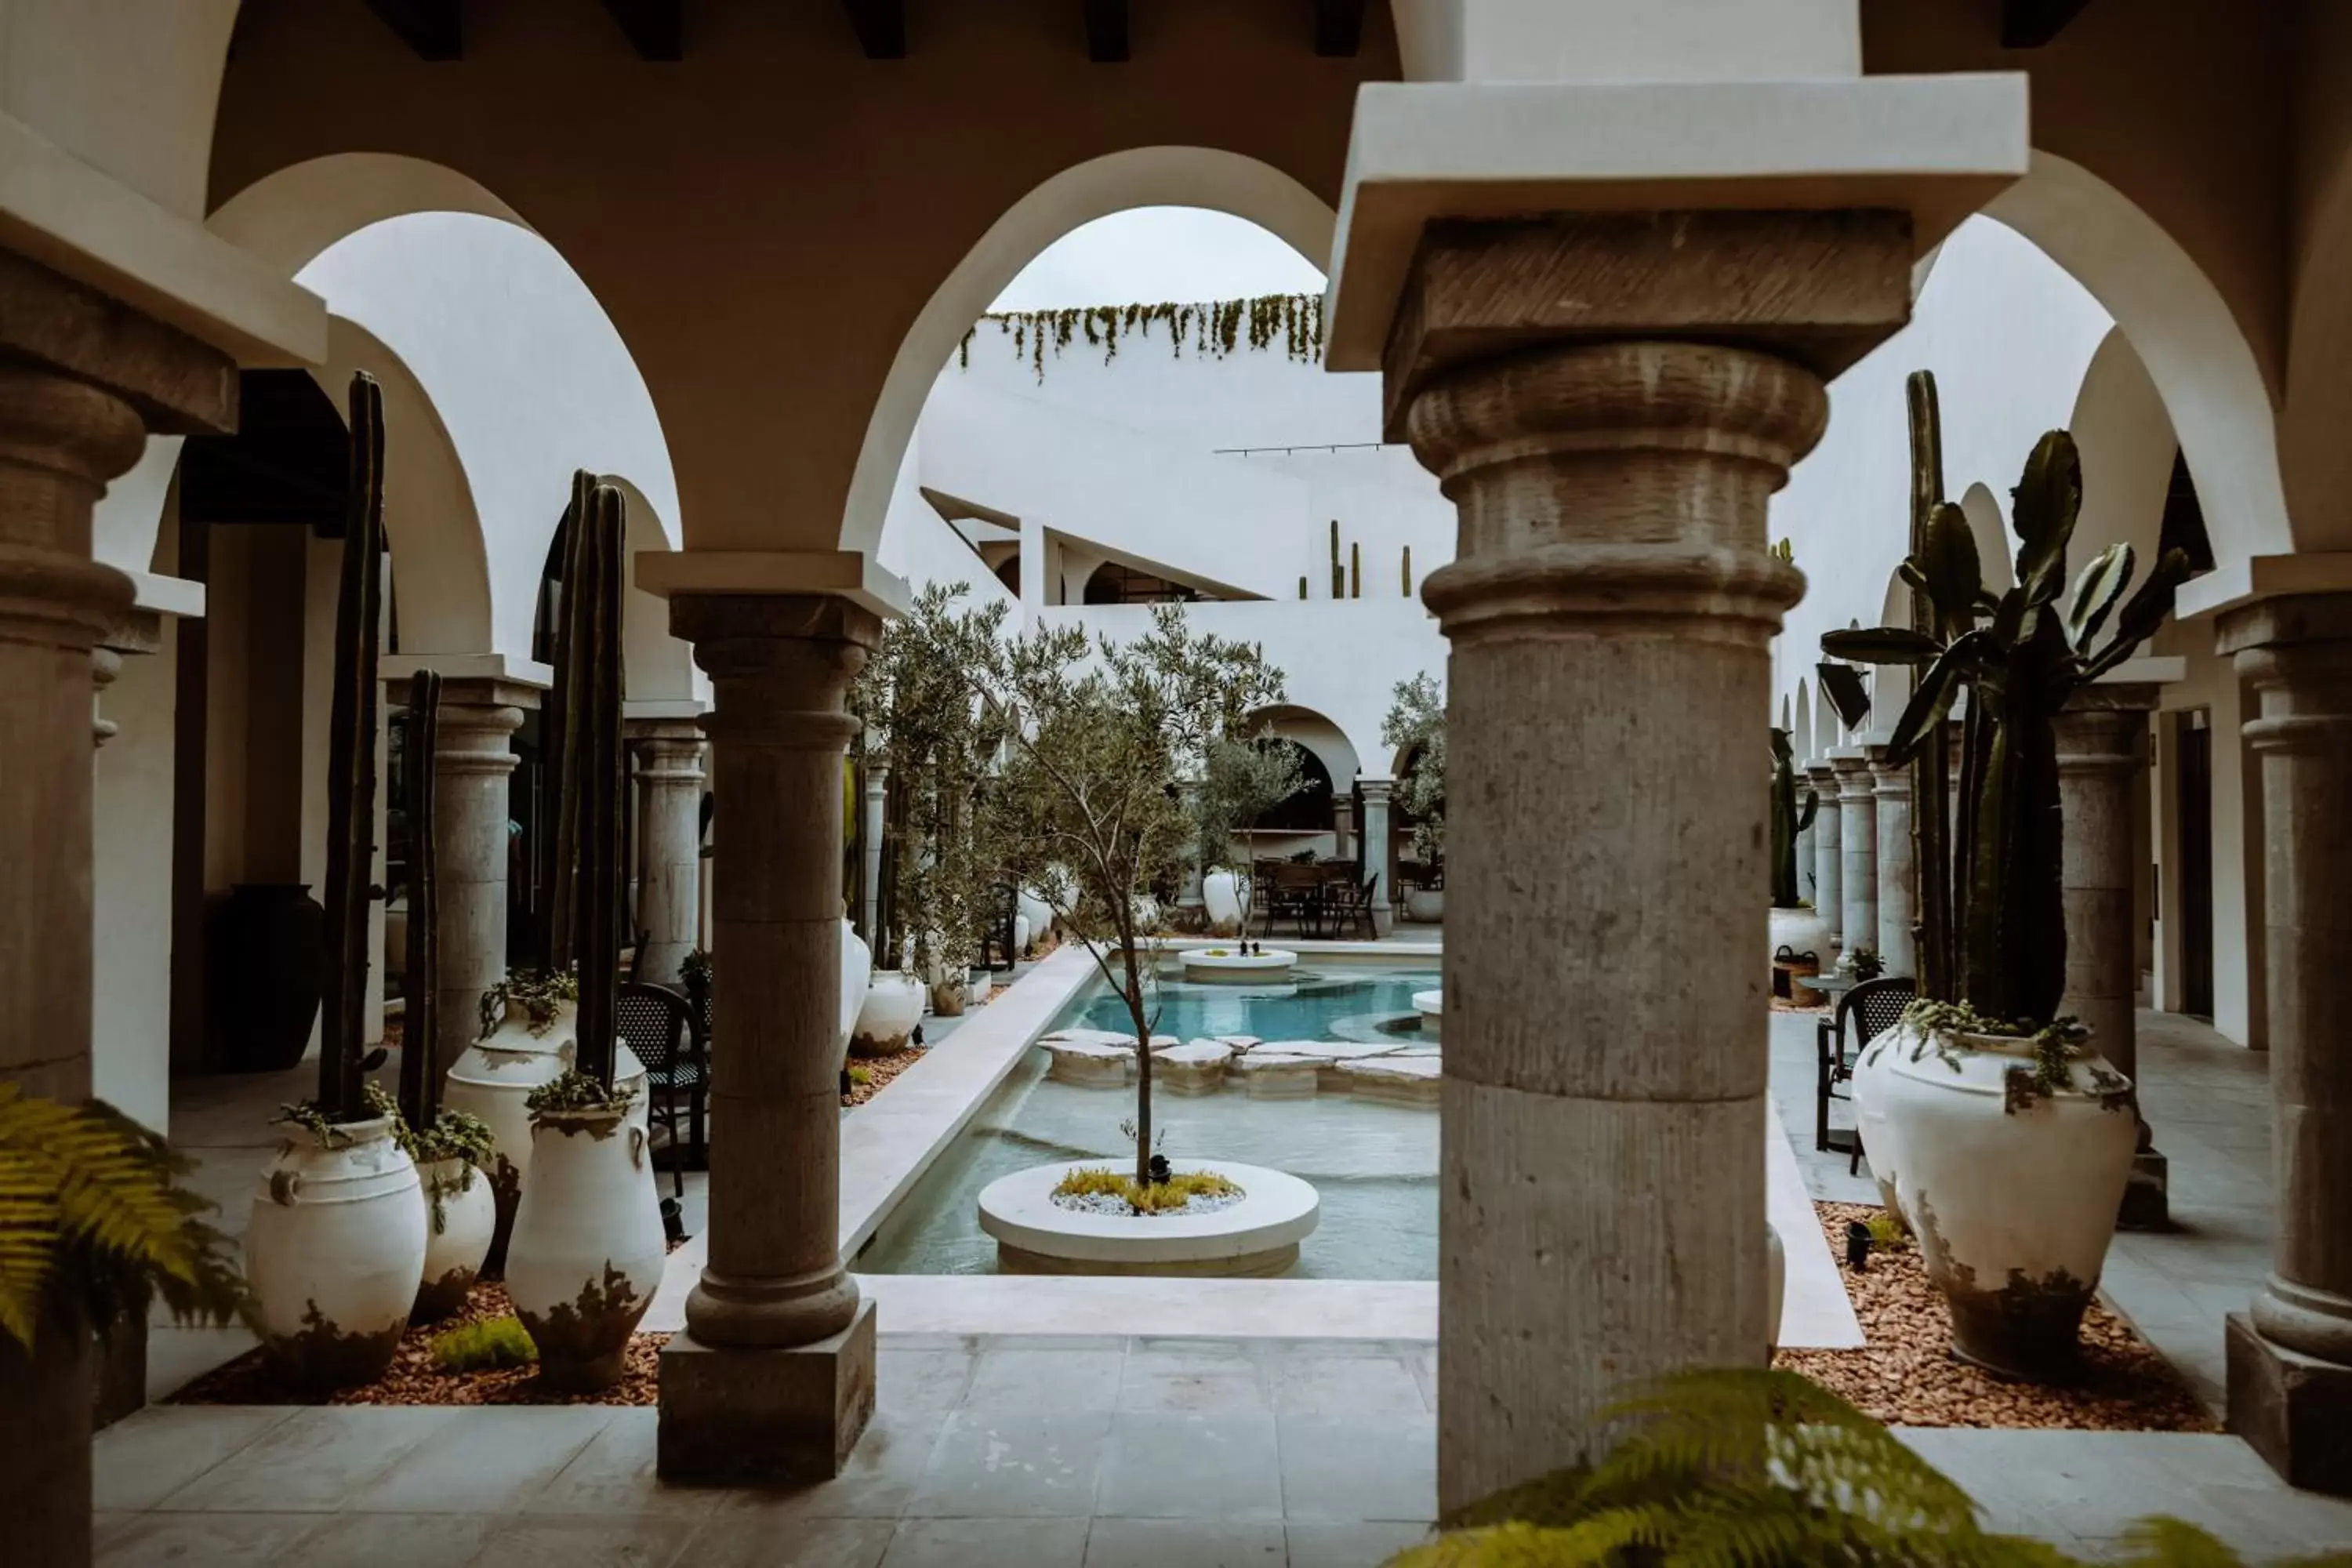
xmin=1849 ymin=946 xmax=1886 ymax=982
xmin=524 ymin=1071 xmax=638 ymax=1120
xmin=477 ymin=970 xmax=579 ymax=1041
xmin=318 ymin=372 xmax=389 ymax=1124
xmin=849 ymin=582 xmax=1009 ymax=985
xmin=956 ymin=292 xmax=1326 ymax=381
xmin=973 ymin=604 xmax=1284 ymax=1185
xmin=1054 ymin=1165 xmax=1239 ymax=1215
xmin=1822 ymin=372 xmax=2190 ymax=1026
xmin=429 ymin=1315 xmax=538 ymax=1372
xmin=1900 ymin=1000 xmax=2102 ymax=1102
xmin=1769 ymin=727 xmax=1819 ymax=908
xmin=275 ymin=1080 xmax=401 ymax=1149
xmin=0 ymin=1084 xmax=245 ymax=1353
xmin=1383 ymin=672 xmax=1447 ymax=865
xmin=1388 ymin=1367 xmax=2352 ymax=1566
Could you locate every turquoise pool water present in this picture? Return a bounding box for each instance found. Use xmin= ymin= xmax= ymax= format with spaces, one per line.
xmin=852 ymin=965 xmax=1442 ymax=1279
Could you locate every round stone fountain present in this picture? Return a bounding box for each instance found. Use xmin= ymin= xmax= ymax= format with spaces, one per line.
xmin=976 ymin=1158 xmax=1319 ymax=1276
xmin=1412 ymin=989 xmax=1443 ymax=1041
xmin=1182 ymin=946 xmax=1298 ymax=985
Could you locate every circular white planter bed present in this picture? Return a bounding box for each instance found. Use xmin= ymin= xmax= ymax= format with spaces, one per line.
xmin=977 ymin=1159 xmax=1319 ymax=1278
xmin=1413 ymin=989 xmax=1443 ymax=1041
xmin=1183 ymin=948 xmax=1298 ymax=985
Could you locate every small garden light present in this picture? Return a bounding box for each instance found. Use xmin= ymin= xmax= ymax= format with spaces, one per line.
xmin=1846 ymin=1219 xmax=1873 ymax=1272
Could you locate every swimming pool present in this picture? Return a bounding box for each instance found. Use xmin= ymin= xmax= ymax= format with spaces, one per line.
xmin=851 ymin=964 xmax=1443 ymax=1280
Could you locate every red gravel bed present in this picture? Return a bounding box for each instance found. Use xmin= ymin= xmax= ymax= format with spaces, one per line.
xmin=843 ymin=1045 xmax=924 ymax=1107
xmin=1776 ymin=1201 xmax=2216 ymax=1431
xmin=175 ymin=1280 xmax=667 ymax=1407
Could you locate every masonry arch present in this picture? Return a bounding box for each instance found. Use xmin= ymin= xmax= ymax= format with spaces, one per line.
xmin=2279 ymin=147 xmax=2352 ymax=556
xmin=844 ymin=147 xmax=1336 ymax=557
xmin=1793 ymin=681 xmax=1814 ymax=764
xmin=1958 ymin=484 xmax=2014 ymax=597
xmin=1249 ymin=703 xmax=1363 ymax=797
xmin=1984 ymin=151 xmax=2292 ymax=572
xmin=2068 ymin=327 xmax=2177 ymax=568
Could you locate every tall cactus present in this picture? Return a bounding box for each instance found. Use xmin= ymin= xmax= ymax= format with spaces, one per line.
xmin=539 ymin=470 xmax=596 ymax=975
xmin=318 ymin=372 xmax=387 ymax=1123
xmin=398 ymin=670 xmax=443 ymax=1128
xmin=1350 ymin=541 xmax=1361 ymax=599
xmin=1769 ymin=727 xmax=1818 ymax=908
xmin=565 ymin=480 xmax=629 ymax=1089
xmin=1329 ymin=520 xmax=1343 ymax=598
xmin=1823 ymin=378 xmax=2192 ymax=1025
xmin=1402 ymin=545 xmax=1412 ymax=597
xmin=1904 ymin=374 xmax=1955 ymax=1004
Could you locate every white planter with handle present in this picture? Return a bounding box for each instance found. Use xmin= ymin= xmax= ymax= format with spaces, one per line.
xmin=852 ymin=969 xmax=926 ymax=1058
xmin=412 ymin=1156 xmax=496 ymax=1323
xmin=1877 ymin=1020 xmax=2137 ymax=1378
xmin=1202 ymin=869 xmax=1245 ymax=935
xmin=245 ymin=1115 xmax=426 ymax=1388
xmin=503 ymin=1105 xmax=666 ymax=1391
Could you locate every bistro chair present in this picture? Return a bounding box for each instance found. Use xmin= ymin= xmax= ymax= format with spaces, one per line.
xmin=619 ymin=980 xmax=702 ymax=1196
xmin=1264 ymin=862 xmax=1324 ymax=938
xmin=1816 ymin=974 xmax=1915 ymax=1167
xmin=1323 ymin=871 xmax=1379 ymax=940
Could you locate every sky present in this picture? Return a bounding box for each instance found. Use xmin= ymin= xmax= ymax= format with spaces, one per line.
xmin=988 ymin=206 xmax=1327 ymax=312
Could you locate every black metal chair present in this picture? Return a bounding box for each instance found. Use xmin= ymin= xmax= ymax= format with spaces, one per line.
xmin=1321 ymin=871 xmax=1379 ymax=940
xmin=619 ymin=982 xmax=702 ymax=1196
xmin=1816 ymin=975 xmax=1915 ymax=1167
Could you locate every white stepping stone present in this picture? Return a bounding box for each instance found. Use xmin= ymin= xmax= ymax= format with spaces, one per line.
xmin=1214 ymin=1035 xmax=1262 ymax=1053
xmin=1042 ymin=1038 xmax=1133 ymax=1087
xmin=1256 ymin=1039 xmax=1392 ymax=1061
xmin=1154 ymin=1040 xmax=1234 ymax=1096
xmin=1229 ymin=1051 xmax=1320 ymax=1099
xmin=1337 ymin=1055 xmax=1442 ymax=1106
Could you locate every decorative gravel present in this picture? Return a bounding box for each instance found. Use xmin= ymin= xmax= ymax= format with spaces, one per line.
xmin=1775 ymin=1200 xmax=2217 ymax=1432
xmin=844 ymin=1044 xmax=924 ymax=1107
xmin=175 ymin=1279 xmax=668 ymax=1407
xmin=1051 ymin=1188 xmax=1247 ymax=1218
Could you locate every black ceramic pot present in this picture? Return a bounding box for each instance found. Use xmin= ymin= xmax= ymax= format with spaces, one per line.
xmin=206 ymin=883 xmax=325 ymax=1073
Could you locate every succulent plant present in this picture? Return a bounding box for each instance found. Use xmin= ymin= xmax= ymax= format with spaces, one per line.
xmin=1821 ymin=371 xmax=2190 ymax=1025
xmin=1769 ymin=726 xmax=1819 ymax=909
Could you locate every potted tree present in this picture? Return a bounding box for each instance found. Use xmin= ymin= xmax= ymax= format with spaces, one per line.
xmin=389 ymin=670 xmax=497 ymax=1323
xmin=501 ymin=477 xmax=665 ymax=1391
xmin=244 ymin=375 xmax=427 ymax=1388
xmin=1767 ymin=725 xmax=1827 ymax=985
xmin=444 ymin=472 xmax=648 ymax=1277
xmin=1191 ymin=734 xmax=1304 ymax=943
xmin=975 ymin=601 xmax=1283 ymax=1192
xmin=1821 ymin=370 xmax=2189 ymax=1377
xmin=1383 ymin=673 xmax=1446 ymax=921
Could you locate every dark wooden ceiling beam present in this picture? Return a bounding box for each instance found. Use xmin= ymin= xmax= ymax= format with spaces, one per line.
xmin=1312 ymin=0 xmax=1365 ymax=57
xmin=842 ymin=0 xmax=906 ymax=58
xmin=600 ymin=0 xmax=682 ymax=59
xmin=363 ymin=0 xmax=463 ymax=60
xmin=1084 ymin=0 xmax=1130 ymax=62
xmin=2001 ymin=0 xmax=2092 ymax=48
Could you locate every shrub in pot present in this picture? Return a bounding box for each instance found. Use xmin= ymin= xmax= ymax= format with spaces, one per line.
xmin=506 ymin=1073 xmax=662 ymax=1389
xmin=1190 ymin=735 xmax=1303 ymax=942
xmin=1824 ymin=370 xmax=2188 ymax=1378
xmin=1766 ymin=725 xmax=1828 ymax=975
xmin=243 ymin=373 xmax=426 ymax=1388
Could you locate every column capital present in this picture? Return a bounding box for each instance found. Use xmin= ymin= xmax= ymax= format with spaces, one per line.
xmin=1802 ymin=759 xmax=1839 ymax=789
xmin=626 ymin=716 xmax=706 ymax=748
xmin=2218 ymin=593 xmax=2352 ymax=757
xmin=1828 ymin=748 xmax=1875 ymax=794
xmin=2054 ymin=688 xmax=2154 ymax=778
xmin=1357 ymin=775 xmax=1396 ymax=804
xmin=382 ymin=652 xmax=550 ymax=702
xmin=675 ymin=593 xmax=879 ymax=753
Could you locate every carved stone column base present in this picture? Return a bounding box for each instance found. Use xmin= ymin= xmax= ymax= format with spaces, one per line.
xmin=657 ymin=1301 xmax=877 ymax=1484
xmin=2228 ymin=1312 xmax=2352 ymax=1495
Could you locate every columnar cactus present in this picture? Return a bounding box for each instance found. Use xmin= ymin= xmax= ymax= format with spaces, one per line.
xmin=398 ymin=669 xmax=444 ymax=1128
xmin=318 ymin=372 xmax=387 ymax=1123
xmin=1769 ymin=727 xmax=1818 ymax=909
xmin=1329 ymin=519 xmax=1343 ymax=598
xmin=1823 ymin=372 xmax=2191 ymax=1024
xmin=539 ymin=470 xmax=596 ymax=976
xmin=565 ymin=479 xmax=629 ymax=1089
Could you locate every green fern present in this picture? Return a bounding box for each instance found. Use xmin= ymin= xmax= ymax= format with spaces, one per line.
xmin=0 ymin=1084 xmax=247 ymax=1352
xmin=1389 ymin=1368 xmax=2352 ymax=1567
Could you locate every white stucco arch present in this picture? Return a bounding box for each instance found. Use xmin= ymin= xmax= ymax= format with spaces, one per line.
xmin=2278 ymin=149 xmax=2352 ymax=555
xmin=1792 ymin=681 xmax=1814 ymax=764
xmin=2069 ymin=327 xmax=2177 ymax=568
xmin=844 ymin=146 xmax=1338 ymax=557
xmin=1984 ymin=150 xmax=2292 ymax=569
xmin=1958 ymin=483 xmax=2014 ymax=596
xmin=604 ymin=474 xmax=702 ymax=706
xmin=1249 ymin=703 xmax=1363 ymax=795
xmin=209 ymin=152 xmax=537 ymax=281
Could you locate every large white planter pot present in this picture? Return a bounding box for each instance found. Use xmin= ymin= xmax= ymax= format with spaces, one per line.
xmin=1405 ymin=887 xmax=1445 ymax=924
xmin=442 ymin=999 xmax=648 ymax=1276
xmin=839 ymin=919 xmax=872 ymax=1073
xmin=1018 ymin=890 xmax=1054 ymax=949
xmin=1849 ymin=1022 xmax=1909 ymax=1221
xmin=412 ymin=1156 xmax=495 ymax=1323
xmin=1766 ymin=1221 xmax=1787 ymax=1358
xmin=1013 ymin=913 xmax=1033 ymax=956
xmin=1202 ymin=870 xmax=1245 ymax=936
xmin=1769 ymin=906 xmax=1831 ymax=974
xmin=1878 ymin=1021 xmax=2138 ymax=1377
xmin=245 ymin=1116 xmax=426 ymax=1387
xmin=851 ymin=970 xmax=926 ymax=1058
xmin=504 ymin=1109 xmax=666 ymax=1390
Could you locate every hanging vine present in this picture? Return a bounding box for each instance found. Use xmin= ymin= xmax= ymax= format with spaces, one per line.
xmin=956 ymin=292 xmax=1327 ymax=382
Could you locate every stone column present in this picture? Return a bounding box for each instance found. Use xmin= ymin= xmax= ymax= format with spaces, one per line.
xmin=1386 ymin=211 xmax=1904 ymax=1508
xmin=2216 ymin=596 xmax=2352 ymax=1494
xmin=1334 ymin=795 xmax=1356 ymax=862
xmin=630 ymin=719 xmax=706 ymax=985
xmin=1870 ymin=746 xmax=1915 ymax=977
xmin=2055 ymin=684 xmax=2167 ymax=1230
xmin=0 ymin=257 xmax=235 ymax=1568
xmin=860 ymin=760 xmax=889 ymax=954
xmin=1806 ymin=760 xmax=1843 ymax=948
xmin=429 ymin=681 xmax=534 ymax=1079
xmin=1358 ymin=777 xmax=1396 ymax=935
xmin=659 ymin=593 xmax=879 ymax=1483
xmin=1831 ymin=749 xmax=1878 ymax=972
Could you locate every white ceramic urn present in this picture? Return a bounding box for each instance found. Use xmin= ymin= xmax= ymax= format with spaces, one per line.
xmin=1202 ymin=869 xmax=1245 ymax=935
xmin=503 ymin=1107 xmax=666 ymax=1390
xmin=1848 ymin=1022 xmax=1909 ymax=1221
xmin=852 ymin=969 xmax=926 ymax=1058
xmin=442 ymin=998 xmax=648 ymax=1273
xmin=1405 ymin=887 xmax=1446 ymax=924
xmin=1768 ymin=905 xmax=1832 ymax=975
xmin=1017 ymin=888 xmax=1054 ymax=949
xmin=412 ymin=1156 xmax=496 ymax=1323
xmin=1875 ymin=1019 xmax=2137 ymax=1377
xmin=1766 ymin=1221 xmax=1787 ymax=1359
xmin=245 ymin=1115 xmax=426 ymax=1387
